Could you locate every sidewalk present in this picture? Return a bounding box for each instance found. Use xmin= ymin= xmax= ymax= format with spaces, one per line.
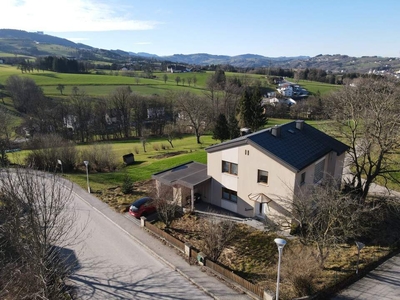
xmin=66 ymin=179 xmax=252 ymax=300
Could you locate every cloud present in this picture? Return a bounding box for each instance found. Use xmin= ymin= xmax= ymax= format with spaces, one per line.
xmin=1 ymin=0 xmax=159 ymax=32
xmin=135 ymin=42 xmax=151 ymax=45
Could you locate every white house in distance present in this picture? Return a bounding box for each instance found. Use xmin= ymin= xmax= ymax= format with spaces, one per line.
xmin=152 ymin=120 xmax=348 ymax=222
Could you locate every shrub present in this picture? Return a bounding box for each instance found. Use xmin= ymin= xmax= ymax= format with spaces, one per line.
xmin=133 ymin=146 xmax=140 ymax=154
xmin=25 ymin=134 xmax=78 ymax=172
xmin=121 ymin=174 xmax=134 ymax=194
xmin=281 ymin=246 xmax=319 ymax=298
xmin=161 ymin=143 xmax=170 ymax=150
xmin=80 ymin=143 xmax=118 ymax=172
xmin=152 ymin=143 xmax=160 ymax=151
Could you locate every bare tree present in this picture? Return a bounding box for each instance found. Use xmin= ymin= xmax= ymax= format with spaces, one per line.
xmin=175 ymin=76 xmax=181 ymax=86
xmin=69 ymin=88 xmax=93 ymax=142
xmin=201 ymin=217 xmax=236 ymax=261
xmin=153 ymin=184 xmax=181 ymax=229
xmin=5 ymin=75 xmax=44 ymax=114
xmin=181 ymin=78 xmax=185 ymax=86
xmin=187 ymin=77 xmax=192 ymax=87
xmin=110 ymin=86 xmax=133 ymax=138
xmin=0 ymin=169 xmax=86 ymax=299
xmin=326 ymin=77 xmax=400 ymax=202
xmin=163 ymin=123 xmax=182 ymax=148
xmin=278 ymin=179 xmax=368 ymax=268
xmin=173 ymin=91 xmax=212 ymax=144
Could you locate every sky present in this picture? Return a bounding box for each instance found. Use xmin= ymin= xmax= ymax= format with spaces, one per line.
xmin=2 ymin=0 xmax=400 ymax=58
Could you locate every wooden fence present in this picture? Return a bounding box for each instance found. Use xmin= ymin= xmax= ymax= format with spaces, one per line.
xmin=205 ymin=259 xmax=264 ymax=298
xmin=144 ymin=222 xmax=185 ymax=252
xmin=143 ymin=220 xmax=264 ymax=299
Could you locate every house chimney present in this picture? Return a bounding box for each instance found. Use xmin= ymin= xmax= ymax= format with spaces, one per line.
xmin=296 ymin=120 xmax=304 ymax=130
xmin=271 ymin=125 xmax=281 ymax=137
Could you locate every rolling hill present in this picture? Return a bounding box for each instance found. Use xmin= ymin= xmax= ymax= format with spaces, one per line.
xmin=1 ymin=29 xmax=400 ymax=73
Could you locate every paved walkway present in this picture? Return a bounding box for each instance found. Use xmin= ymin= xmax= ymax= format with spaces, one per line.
xmin=61 ymin=178 xmax=252 ymax=300
xmin=331 ymin=157 xmax=400 ymax=299
xmin=332 ymin=255 xmax=400 ymax=300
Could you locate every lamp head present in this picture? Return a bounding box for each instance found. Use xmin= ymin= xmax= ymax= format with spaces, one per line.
xmin=83 ymin=160 xmax=89 ymax=166
xmin=274 ymin=238 xmax=287 ymax=249
xmin=355 ymin=241 xmax=365 ymax=251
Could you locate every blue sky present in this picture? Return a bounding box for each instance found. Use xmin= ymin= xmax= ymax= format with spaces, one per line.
xmin=2 ymin=0 xmax=400 ymax=58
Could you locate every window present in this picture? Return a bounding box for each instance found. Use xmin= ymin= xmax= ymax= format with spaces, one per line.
xmin=314 ymin=159 xmax=325 ymax=183
xmin=222 ymin=160 xmax=238 ymax=175
xmin=222 ymin=188 xmax=237 ymax=203
xmin=257 ymin=170 xmax=269 ymax=184
xmin=300 ymin=172 xmax=306 ymax=185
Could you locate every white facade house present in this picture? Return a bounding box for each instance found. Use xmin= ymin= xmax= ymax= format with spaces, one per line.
xmin=205 ymin=120 xmax=348 ymax=220
xmin=152 ymin=121 xmax=349 ymax=224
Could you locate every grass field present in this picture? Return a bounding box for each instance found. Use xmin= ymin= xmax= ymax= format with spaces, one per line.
xmin=285 ymin=78 xmax=341 ymax=96
xmin=0 ymin=65 xmax=276 ymax=97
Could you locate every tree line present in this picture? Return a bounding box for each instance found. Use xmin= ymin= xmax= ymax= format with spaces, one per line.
xmin=3 ymin=71 xmax=268 ymax=145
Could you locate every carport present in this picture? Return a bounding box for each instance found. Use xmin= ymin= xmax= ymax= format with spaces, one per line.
xmin=152 ymin=161 xmax=211 ymax=211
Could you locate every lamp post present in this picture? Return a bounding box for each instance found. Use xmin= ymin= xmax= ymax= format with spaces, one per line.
xmin=83 ymin=160 xmax=90 ymax=193
xmin=274 ymin=238 xmax=286 ymax=300
xmin=355 ymin=241 xmax=365 ymax=275
xmin=57 ymin=159 xmax=63 ymax=174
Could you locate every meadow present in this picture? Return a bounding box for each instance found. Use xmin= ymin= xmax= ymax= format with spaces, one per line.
xmin=285 ymin=78 xmax=342 ymax=96
xmin=0 ymin=64 xmax=274 ymax=97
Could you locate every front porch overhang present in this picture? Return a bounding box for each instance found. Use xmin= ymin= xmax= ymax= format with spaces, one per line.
xmin=152 ymin=161 xmax=211 ymax=189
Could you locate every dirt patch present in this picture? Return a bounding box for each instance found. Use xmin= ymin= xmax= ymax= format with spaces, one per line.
xmin=148 ymin=151 xmax=187 ymax=159
xmin=98 ymin=179 xmax=155 ymax=213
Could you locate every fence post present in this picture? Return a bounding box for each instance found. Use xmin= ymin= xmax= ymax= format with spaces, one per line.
xmin=263 ymin=288 xmax=274 ymax=300
xmin=140 ymin=216 xmax=147 ymax=228
xmin=185 ymin=243 xmax=192 ymax=258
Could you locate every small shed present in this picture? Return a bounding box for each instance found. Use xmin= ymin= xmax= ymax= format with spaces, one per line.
xmin=123 ymin=153 xmax=135 ymax=165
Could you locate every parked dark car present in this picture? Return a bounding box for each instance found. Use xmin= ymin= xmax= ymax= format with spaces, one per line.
xmin=129 ymin=197 xmax=156 ymax=218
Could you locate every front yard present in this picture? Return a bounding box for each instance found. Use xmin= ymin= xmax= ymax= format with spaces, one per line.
xmin=155 ymin=213 xmax=390 ymax=299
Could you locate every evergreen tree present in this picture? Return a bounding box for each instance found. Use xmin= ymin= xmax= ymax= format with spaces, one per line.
xmin=228 ymin=114 xmax=240 ymax=139
xmin=212 ymin=113 xmax=230 ymax=142
xmin=239 ymin=87 xmax=267 ymax=132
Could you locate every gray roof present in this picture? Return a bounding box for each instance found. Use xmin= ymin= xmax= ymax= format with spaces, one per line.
xmin=206 ymin=121 xmax=349 ymax=172
xmin=152 ymin=161 xmax=210 ymax=189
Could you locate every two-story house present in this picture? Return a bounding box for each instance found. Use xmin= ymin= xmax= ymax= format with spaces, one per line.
xmin=152 ymin=120 xmax=348 ymax=222
xmin=205 ymin=120 xmax=348 ymax=219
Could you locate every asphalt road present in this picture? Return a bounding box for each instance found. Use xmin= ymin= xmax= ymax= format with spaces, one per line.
xmin=68 ymin=189 xmax=211 ymax=299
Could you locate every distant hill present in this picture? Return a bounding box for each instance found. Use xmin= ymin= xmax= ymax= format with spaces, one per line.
xmin=0 ymin=29 xmax=126 ymax=62
xmin=1 ymin=29 xmax=400 ymax=73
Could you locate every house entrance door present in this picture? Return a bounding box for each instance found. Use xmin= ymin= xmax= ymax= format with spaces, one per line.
xmin=257 ymin=202 xmax=267 ymax=218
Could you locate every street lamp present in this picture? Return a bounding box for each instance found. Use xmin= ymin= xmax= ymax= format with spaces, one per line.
xmin=274 ymin=238 xmax=287 ymax=300
xmin=57 ymin=159 xmax=63 ymax=174
xmin=83 ymin=160 xmax=90 ymax=193
xmin=355 ymin=241 xmax=365 ymax=275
